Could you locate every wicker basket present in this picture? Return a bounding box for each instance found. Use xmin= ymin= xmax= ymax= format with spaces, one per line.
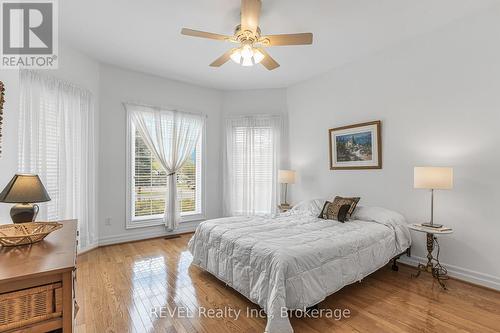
xmin=0 ymin=283 xmax=63 ymax=331
xmin=0 ymin=222 xmax=62 ymax=247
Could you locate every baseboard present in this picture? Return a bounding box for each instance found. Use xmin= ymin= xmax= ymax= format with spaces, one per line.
xmin=400 ymin=256 xmax=500 ymax=291
xmin=78 ymin=243 xmax=99 ymax=255
xmin=97 ymin=222 xmax=199 ymax=247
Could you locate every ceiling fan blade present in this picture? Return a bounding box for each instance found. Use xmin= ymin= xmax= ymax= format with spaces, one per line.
xmin=181 ymin=28 xmax=232 ymax=41
xmin=261 ymin=33 xmax=313 ymax=46
xmin=257 ymin=48 xmax=280 ymax=70
xmin=241 ymin=0 xmax=261 ymax=33
xmin=209 ymin=49 xmax=233 ymax=67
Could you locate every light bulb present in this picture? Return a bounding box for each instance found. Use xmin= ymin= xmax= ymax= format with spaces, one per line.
xmin=230 ymin=49 xmax=242 ymax=64
xmin=253 ymin=49 xmax=264 ymax=64
xmin=241 ymin=45 xmax=254 ymax=59
xmin=242 ymin=56 xmax=253 ymax=67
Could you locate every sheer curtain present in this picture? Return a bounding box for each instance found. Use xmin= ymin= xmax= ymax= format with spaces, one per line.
xmin=125 ymin=103 xmax=204 ymax=230
xmin=18 ymin=70 xmax=97 ymax=251
xmin=223 ymin=115 xmax=282 ymax=216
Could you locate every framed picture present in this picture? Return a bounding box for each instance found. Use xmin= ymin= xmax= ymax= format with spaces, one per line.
xmin=329 ymin=120 xmax=382 ymax=170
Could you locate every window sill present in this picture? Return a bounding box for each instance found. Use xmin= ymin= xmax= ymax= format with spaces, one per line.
xmin=180 ymin=213 xmax=206 ymax=223
xmin=126 ymin=213 xmax=206 ymax=230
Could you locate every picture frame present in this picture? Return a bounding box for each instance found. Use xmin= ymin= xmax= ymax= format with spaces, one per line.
xmin=0 ymin=81 xmax=4 ymax=157
xmin=329 ymin=120 xmax=382 ymax=170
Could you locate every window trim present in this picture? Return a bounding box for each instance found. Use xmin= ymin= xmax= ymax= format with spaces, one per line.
xmin=125 ymin=108 xmax=206 ymax=229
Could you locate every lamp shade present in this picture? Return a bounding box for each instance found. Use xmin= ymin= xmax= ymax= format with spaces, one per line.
xmin=278 ymin=170 xmax=296 ymax=184
xmin=414 ymin=167 xmax=453 ymax=190
xmin=0 ymin=174 xmax=51 ymax=203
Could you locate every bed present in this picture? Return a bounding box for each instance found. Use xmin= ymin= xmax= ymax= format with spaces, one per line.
xmin=188 ymin=200 xmax=411 ymax=333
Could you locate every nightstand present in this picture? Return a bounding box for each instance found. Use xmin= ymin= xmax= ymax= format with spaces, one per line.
xmin=408 ymin=224 xmax=453 ymax=289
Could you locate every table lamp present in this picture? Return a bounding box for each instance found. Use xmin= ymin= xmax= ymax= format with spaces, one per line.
xmin=414 ymin=167 xmax=453 ymax=228
xmin=278 ymin=170 xmax=296 ymax=209
xmin=0 ymin=174 xmax=51 ymax=223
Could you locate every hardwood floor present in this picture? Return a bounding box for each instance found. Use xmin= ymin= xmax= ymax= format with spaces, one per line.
xmin=75 ymin=234 xmax=500 ymax=333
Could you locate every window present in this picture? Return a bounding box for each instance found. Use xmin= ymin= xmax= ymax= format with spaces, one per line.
xmin=18 ymin=70 xmax=97 ymax=251
xmin=224 ymin=115 xmax=281 ymax=216
xmin=127 ymin=122 xmax=203 ymax=227
xmin=232 ymin=126 xmax=274 ymax=214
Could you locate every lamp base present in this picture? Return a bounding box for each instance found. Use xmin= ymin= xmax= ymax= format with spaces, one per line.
xmin=10 ymin=203 xmax=39 ymax=224
xmin=421 ymin=222 xmax=443 ymax=229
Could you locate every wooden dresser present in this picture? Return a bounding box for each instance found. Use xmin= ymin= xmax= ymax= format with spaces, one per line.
xmin=0 ymin=220 xmax=77 ymax=333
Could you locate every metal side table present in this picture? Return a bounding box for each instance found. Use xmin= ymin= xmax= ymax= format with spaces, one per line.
xmin=408 ymin=224 xmax=453 ymax=289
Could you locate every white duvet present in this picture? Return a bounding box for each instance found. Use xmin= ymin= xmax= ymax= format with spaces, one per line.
xmin=188 ymin=205 xmax=411 ymax=333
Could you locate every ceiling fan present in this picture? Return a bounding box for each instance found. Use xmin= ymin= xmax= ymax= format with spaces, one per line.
xmin=181 ymin=0 xmax=313 ymax=70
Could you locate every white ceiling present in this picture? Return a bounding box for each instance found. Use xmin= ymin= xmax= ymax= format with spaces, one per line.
xmin=61 ymin=0 xmax=497 ymax=90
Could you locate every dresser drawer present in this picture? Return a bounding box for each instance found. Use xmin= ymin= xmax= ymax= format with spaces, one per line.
xmin=0 ymin=282 xmax=62 ymax=332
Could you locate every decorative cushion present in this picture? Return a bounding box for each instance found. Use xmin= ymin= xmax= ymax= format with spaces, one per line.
xmin=336 ymin=204 xmax=351 ymax=222
xmin=319 ymin=196 xmax=360 ymax=221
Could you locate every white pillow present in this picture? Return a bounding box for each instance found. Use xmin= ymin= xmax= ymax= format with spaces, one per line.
xmin=351 ymin=206 xmax=411 ymax=252
xmin=290 ymin=198 xmax=327 ymax=216
xmin=351 ymin=206 xmax=406 ymax=225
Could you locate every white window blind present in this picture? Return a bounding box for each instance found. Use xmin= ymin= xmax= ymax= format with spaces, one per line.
xmin=224 ymin=115 xmax=281 ymax=216
xmin=19 ymin=70 xmax=97 ymax=251
xmin=38 ymin=93 xmax=60 ymax=221
xmin=232 ymin=126 xmax=274 ymax=214
xmin=131 ymin=125 xmax=202 ymax=221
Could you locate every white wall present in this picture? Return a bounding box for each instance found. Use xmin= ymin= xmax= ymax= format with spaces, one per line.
xmin=221 ymin=89 xmax=287 ymax=117
xmin=287 ymin=7 xmax=500 ymax=289
xmin=50 ymin=44 xmax=100 ymax=98
xmin=98 ymin=64 xmax=223 ymax=245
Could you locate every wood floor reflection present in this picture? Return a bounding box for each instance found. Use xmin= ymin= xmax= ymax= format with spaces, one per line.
xmin=75 ymin=234 xmax=500 ymax=333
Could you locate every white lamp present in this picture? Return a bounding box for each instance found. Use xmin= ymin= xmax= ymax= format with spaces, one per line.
xmin=414 ymin=167 xmax=453 ymax=228
xmin=278 ymin=170 xmax=296 ymax=208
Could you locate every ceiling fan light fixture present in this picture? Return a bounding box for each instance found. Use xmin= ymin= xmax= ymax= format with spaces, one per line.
xmin=230 ymin=45 xmax=264 ymax=67
xmin=181 ymin=0 xmax=313 ymax=70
